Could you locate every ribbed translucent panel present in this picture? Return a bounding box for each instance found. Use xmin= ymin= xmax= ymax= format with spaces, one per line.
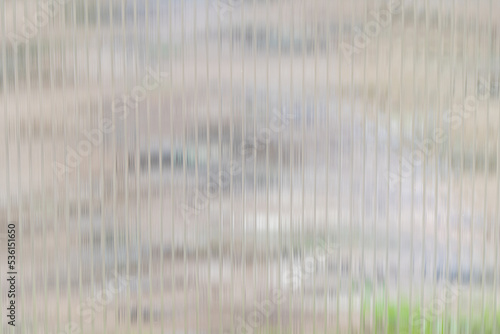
xmin=1 ymin=0 xmax=499 ymax=333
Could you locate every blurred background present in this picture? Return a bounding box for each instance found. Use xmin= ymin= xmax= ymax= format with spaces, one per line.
xmin=0 ymin=0 xmax=500 ymax=333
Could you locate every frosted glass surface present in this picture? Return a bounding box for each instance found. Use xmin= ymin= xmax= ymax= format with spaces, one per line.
xmin=1 ymin=0 xmax=499 ymax=333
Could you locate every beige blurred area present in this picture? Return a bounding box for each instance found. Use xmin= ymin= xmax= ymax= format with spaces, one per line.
xmin=1 ymin=0 xmax=500 ymax=333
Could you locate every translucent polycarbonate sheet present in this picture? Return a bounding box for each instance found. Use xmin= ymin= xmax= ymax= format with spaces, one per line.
xmin=0 ymin=0 xmax=499 ymax=333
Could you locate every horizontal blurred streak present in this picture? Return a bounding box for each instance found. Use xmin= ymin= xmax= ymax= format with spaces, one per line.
xmin=180 ymin=109 xmax=295 ymax=223
xmin=0 ymin=0 xmax=500 ymax=333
